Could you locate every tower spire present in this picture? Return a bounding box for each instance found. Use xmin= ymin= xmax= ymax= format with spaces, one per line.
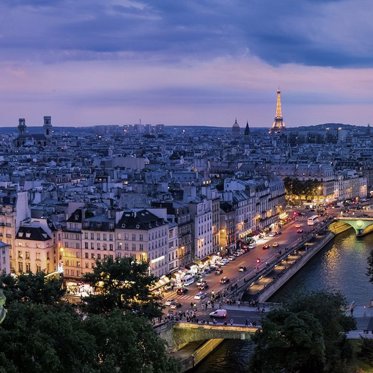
xmin=271 ymin=89 xmax=285 ymax=133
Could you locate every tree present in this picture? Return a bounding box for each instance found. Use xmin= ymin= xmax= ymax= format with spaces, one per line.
xmin=0 ymin=302 xmax=179 ymax=373
xmin=250 ymin=291 xmax=356 ymax=373
xmin=0 ymin=272 xmax=65 ymax=305
xmin=83 ymin=257 xmax=162 ymax=318
xmin=367 ymin=249 xmax=373 ymax=284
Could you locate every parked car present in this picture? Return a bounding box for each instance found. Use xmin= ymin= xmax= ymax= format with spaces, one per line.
xmin=262 ymin=244 xmax=270 ymax=250
xmin=170 ymin=301 xmax=182 ymax=309
xmin=248 ymin=243 xmax=256 ymax=249
xmin=238 ymin=266 xmax=247 ymax=272
xmin=268 ymin=231 xmax=276 ymax=237
xmin=215 ymin=268 xmax=223 ymax=275
xmin=220 ymin=276 xmax=230 ymax=284
xmin=272 ymin=242 xmax=279 ymax=247
xmin=196 ymin=278 xmax=205 ymax=286
xmin=297 ymin=228 xmax=303 ymax=233
xmin=176 ymin=287 xmax=188 ymax=295
xmin=209 ymin=309 xmax=228 ymax=318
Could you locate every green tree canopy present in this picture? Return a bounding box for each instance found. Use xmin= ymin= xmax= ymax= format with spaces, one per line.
xmin=0 ymin=272 xmax=65 ymax=305
xmin=0 ymin=302 xmax=178 ymax=373
xmin=250 ymin=291 xmax=356 ymax=373
xmin=83 ymin=257 xmax=162 ymax=318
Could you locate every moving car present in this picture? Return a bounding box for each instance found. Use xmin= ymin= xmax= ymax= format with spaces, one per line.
xmin=209 ymin=309 xmax=228 ymax=318
xmin=164 ymin=299 xmax=174 ymax=306
xmin=169 ymin=301 xmax=182 ymax=309
xmin=215 ymin=268 xmax=223 ymax=275
xmin=262 ymin=244 xmax=270 ymax=250
xmin=198 ymin=282 xmax=209 ymax=290
xmin=238 ymin=266 xmax=247 ymax=272
xmin=297 ymin=228 xmax=303 ymax=233
xmin=220 ymin=276 xmax=230 ymax=284
xmin=194 ymin=291 xmax=207 ymax=300
xmin=176 ymin=287 xmax=188 ymax=295
xmin=272 ymin=242 xmax=279 ymax=247
xmin=295 ymin=224 xmax=301 ymax=228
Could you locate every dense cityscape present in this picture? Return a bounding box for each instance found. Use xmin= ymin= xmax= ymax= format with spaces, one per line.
xmin=2 ymin=0 xmax=373 ymax=372
xmin=0 ymin=89 xmax=372 ymax=372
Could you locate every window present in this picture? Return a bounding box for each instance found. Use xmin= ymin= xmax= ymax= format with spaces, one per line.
xmin=18 ymin=251 xmax=23 ymax=259
xmin=90 ymin=233 xmax=94 ymax=240
xmin=97 ymin=254 xmax=101 ymax=260
xmin=139 ymin=234 xmax=143 ymax=241
xmin=124 ymin=233 xmax=129 ymax=240
xmin=132 ymin=243 xmax=136 ymax=251
xmin=109 ymin=244 xmax=113 ymax=251
xmin=25 ymin=263 xmax=31 ymax=272
xmin=91 ymin=242 xmax=94 ymax=250
xmin=103 ymin=233 xmax=107 ymax=241
xmin=85 ymin=262 xmax=89 ymax=268
xmin=85 ymin=242 xmax=88 ymax=249
xmin=36 ymin=265 xmax=41 ymax=273
xmin=85 ymin=253 xmax=88 ymax=259
xmin=132 ymin=234 xmax=136 ymax=241
xmin=97 ymin=233 xmax=101 ymax=241
xmin=76 ymin=243 xmax=80 ymax=249
xmin=91 ymin=253 xmax=95 ymax=259
xmin=103 ymin=243 xmax=107 ymax=251
xmin=97 ymin=243 xmax=101 ymax=250
xmin=18 ymin=262 xmax=23 ymax=272
xmin=109 ymin=234 xmax=113 ymax=241
xmin=36 ymin=252 xmax=40 ymax=261
xmin=84 ymin=232 xmax=88 ymax=239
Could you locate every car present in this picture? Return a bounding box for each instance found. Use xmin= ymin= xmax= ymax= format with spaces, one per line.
xmin=198 ymin=282 xmax=209 ymax=290
xmin=238 ymin=266 xmax=247 ymax=272
xmin=228 ymin=256 xmax=236 ymax=261
xmin=164 ymin=299 xmax=174 ymax=306
xmin=272 ymin=242 xmax=279 ymax=247
xmin=268 ymin=231 xmax=276 ymax=237
xmin=196 ymin=278 xmax=205 ymax=286
xmin=209 ymin=309 xmax=228 ymax=318
xmin=194 ymin=291 xmax=207 ymax=300
xmin=262 ymin=244 xmax=270 ymax=250
xmin=220 ymin=276 xmax=230 ymax=284
xmin=248 ymin=243 xmax=256 ymax=249
xmin=295 ymin=224 xmax=301 ymax=228
xmin=297 ymin=228 xmax=303 ymax=233
xmin=215 ymin=268 xmax=223 ymax=275
xmin=169 ymin=301 xmax=182 ymax=309
xmin=176 ymin=287 xmax=188 ymax=295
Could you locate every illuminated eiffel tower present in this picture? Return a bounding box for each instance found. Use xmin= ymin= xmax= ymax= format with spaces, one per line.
xmin=270 ymin=89 xmax=285 ymax=133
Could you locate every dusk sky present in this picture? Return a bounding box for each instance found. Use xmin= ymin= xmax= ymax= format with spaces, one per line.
xmin=1 ymin=0 xmax=373 ymax=127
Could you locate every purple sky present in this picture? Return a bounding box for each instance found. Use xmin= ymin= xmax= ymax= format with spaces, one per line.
xmin=1 ymin=0 xmax=373 ymax=127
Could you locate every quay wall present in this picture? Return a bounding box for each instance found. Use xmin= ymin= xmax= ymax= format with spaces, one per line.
xmin=258 ymin=232 xmax=334 ymax=302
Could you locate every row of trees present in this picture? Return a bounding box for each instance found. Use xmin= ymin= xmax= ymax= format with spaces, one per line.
xmin=284 ymin=177 xmax=322 ymax=202
xmin=0 ymin=258 xmax=178 ymax=373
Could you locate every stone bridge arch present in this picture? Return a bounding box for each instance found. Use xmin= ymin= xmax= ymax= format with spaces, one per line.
xmin=329 ymin=218 xmax=373 ymax=237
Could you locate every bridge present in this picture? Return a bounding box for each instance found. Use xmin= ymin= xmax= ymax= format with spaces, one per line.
xmin=160 ymin=321 xmax=258 ymax=351
xmin=329 ymin=217 xmax=373 ymax=236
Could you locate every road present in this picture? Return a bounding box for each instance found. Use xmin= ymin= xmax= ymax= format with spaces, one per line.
xmin=163 ymin=210 xmax=322 ymax=315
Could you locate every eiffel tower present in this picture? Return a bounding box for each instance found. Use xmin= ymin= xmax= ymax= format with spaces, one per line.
xmin=270 ymin=89 xmax=285 ymax=133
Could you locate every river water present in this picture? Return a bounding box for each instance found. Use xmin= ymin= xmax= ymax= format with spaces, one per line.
xmin=191 ymin=228 xmax=373 ymax=372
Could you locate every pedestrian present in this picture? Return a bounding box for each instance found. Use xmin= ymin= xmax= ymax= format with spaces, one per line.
xmin=230 ymin=318 xmax=233 ymax=326
xmin=237 ymin=300 xmax=241 ymax=307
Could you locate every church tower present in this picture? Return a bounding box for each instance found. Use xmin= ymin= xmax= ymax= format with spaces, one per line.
xmin=17 ymin=118 xmax=26 ymax=136
xmin=43 ymin=116 xmax=53 ymax=138
xmin=270 ymin=89 xmax=285 ymax=133
xmin=244 ymin=121 xmax=250 ymax=143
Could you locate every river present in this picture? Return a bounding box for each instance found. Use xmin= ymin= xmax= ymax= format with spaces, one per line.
xmin=191 ymin=228 xmax=373 ymax=372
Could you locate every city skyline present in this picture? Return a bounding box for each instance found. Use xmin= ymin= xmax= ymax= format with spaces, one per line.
xmin=1 ymin=0 xmax=373 ymax=127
